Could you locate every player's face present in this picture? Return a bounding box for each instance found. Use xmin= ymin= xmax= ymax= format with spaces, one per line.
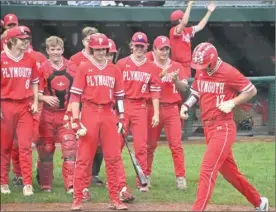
xmin=154 ymin=46 xmax=170 ymax=60
xmin=14 ymin=37 xmax=30 ymax=51
xmin=46 ymin=45 xmax=64 ymax=62
xmin=132 ymin=44 xmax=147 ymax=57
xmin=106 ymin=52 xmax=115 ymax=63
xmin=93 ymin=48 xmax=107 ymax=62
xmin=82 ymin=35 xmax=90 ymax=49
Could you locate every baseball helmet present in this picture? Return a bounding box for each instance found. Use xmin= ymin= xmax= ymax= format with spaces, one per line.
xmin=6 ymin=26 xmax=30 ymax=40
xmin=4 ymin=14 xmax=18 ymax=26
xmin=20 ymin=25 xmax=31 ymax=35
xmin=153 ymin=36 xmax=171 ymax=49
xmin=170 ymin=10 xmax=184 ymax=22
xmin=88 ymin=33 xmax=109 ymax=49
xmin=108 ymin=39 xmax=118 ymax=53
xmin=190 ymin=42 xmax=218 ymax=70
xmin=131 ymin=32 xmax=148 ymax=47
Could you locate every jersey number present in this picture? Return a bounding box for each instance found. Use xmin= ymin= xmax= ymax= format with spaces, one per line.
xmin=25 ymin=79 xmax=30 ymax=89
xmin=141 ymin=84 xmax=147 ymax=93
xmin=216 ymin=95 xmax=225 ymax=107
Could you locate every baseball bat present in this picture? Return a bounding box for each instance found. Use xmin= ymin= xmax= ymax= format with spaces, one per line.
xmin=121 ymin=133 xmax=148 ymax=187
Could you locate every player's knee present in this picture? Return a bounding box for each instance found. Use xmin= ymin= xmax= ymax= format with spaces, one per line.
xmin=62 ymin=134 xmax=77 ymax=160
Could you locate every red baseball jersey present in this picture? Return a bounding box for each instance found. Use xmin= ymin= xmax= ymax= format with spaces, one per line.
xmin=71 ymin=58 xmax=124 ymax=104
xmin=145 ymin=51 xmax=155 ymax=62
xmin=1 ymin=51 xmax=39 ymax=100
xmin=190 ymin=58 xmax=255 ymax=121
xmin=169 ymin=26 xmax=196 ymax=65
xmin=70 ymin=50 xmax=92 ymax=67
xmin=116 ymin=56 xmax=161 ymax=100
xmin=39 ymin=58 xmax=76 ymax=110
xmin=28 ymin=49 xmax=47 ymax=65
xmin=155 ymin=59 xmax=188 ymax=104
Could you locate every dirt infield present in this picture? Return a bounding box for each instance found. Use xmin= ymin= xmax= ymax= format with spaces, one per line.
xmin=2 ymin=202 xmax=275 ymax=211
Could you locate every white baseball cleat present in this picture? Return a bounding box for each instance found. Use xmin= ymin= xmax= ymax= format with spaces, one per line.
xmin=146 ymin=175 xmax=151 ymax=188
xmin=176 ymin=177 xmax=187 ymax=191
xmin=255 ymin=197 xmax=269 ymax=211
xmin=1 ymin=184 xmax=11 ymax=194
xmin=23 ymin=185 xmax=34 ymax=196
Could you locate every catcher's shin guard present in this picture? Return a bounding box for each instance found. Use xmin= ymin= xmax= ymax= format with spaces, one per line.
xmin=36 ymin=143 xmax=55 ymax=190
xmin=61 ymin=133 xmax=77 ymax=190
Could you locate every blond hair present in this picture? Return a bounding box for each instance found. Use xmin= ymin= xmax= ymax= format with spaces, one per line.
xmin=45 ymin=36 xmax=64 ymax=49
xmin=81 ymin=27 xmax=98 ymax=39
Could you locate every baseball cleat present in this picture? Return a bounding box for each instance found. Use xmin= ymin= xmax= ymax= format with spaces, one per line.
xmin=12 ymin=175 xmax=23 ymax=188
xmin=23 ymin=185 xmax=34 ymax=196
xmin=67 ymin=187 xmax=74 ymax=194
xmin=255 ymin=197 xmax=269 ymax=211
xmin=109 ymin=200 xmax=128 ymax=210
xmin=91 ymin=176 xmax=104 ymax=186
xmin=1 ymin=184 xmax=11 ymax=194
xmin=119 ymin=187 xmax=135 ymax=203
xmin=176 ymin=177 xmax=187 ymax=191
xmin=71 ymin=198 xmax=82 ymax=211
xmin=138 ymin=185 xmax=149 ymax=192
xmin=82 ymin=188 xmax=91 ymax=202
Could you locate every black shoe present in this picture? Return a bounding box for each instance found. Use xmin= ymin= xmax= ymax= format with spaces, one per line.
xmin=91 ymin=176 xmax=104 ymax=186
xmin=12 ymin=175 xmax=23 ymax=188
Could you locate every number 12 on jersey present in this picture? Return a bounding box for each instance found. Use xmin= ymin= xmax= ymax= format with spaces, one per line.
xmin=216 ymin=94 xmax=225 ymax=107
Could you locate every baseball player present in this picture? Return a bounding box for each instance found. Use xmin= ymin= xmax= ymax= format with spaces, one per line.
xmin=3 ymin=13 xmax=19 ymax=30
xmin=146 ymin=36 xmax=188 ymax=190
xmin=70 ymin=27 xmax=104 ymax=200
xmin=180 ymin=42 xmax=269 ymax=211
xmin=11 ymin=25 xmax=47 ymax=188
xmin=36 ymin=36 xmax=77 ymax=193
xmin=116 ymin=32 xmax=161 ymax=194
xmin=169 ymin=1 xmax=216 ymax=78
xmin=68 ymin=33 xmax=127 ymax=211
xmin=1 ymin=26 xmax=39 ymax=196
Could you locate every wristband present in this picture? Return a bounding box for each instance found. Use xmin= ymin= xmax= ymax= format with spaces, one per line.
xmin=117 ymin=99 xmax=124 ymax=113
xmin=184 ymin=94 xmax=198 ymax=108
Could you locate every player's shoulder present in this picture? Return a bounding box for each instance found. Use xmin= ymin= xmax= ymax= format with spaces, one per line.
xmin=117 ymin=56 xmax=128 ymax=64
xmin=145 ymin=51 xmax=154 ymax=61
xmin=220 ymin=60 xmax=239 ymax=75
xmin=169 ymin=26 xmax=176 ymax=36
xmin=70 ymin=51 xmax=82 ymax=60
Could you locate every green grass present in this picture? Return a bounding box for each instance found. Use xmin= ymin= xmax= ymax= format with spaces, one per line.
xmin=1 ymin=141 xmax=275 ymax=206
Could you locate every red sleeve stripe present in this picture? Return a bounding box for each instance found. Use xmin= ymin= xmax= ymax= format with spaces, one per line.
xmin=190 ymin=88 xmax=200 ymax=97
xmin=241 ymin=83 xmax=254 ymax=93
xmin=31 ymin=78 xmax=39 ymax=84
xmin=150 ymin=87 xmax=161 ymax=92
xmin=114 ymin=93 xmax=124 ymax=97
xmin=70 ymin=87 xmax=83 ymax=95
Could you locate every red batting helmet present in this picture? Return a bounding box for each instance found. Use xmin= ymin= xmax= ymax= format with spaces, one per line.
xmin=20 ymin=25 xmax=31 ymax=35
xmin=6 ymin=26 xmax=30 ymax=40
xmin=4 ymin=14 xmax=19 ymax=26
xmin=190 ymin=42 xmax=218 ymax=70
xmin=108 ymin=39 xmax=118 ymax=53
xmin=153 ymin=36 xmax=171 ymax=49
xmin=131 ymin=32 xmax=148 ymax=47
xmin=170 ymin=10 xmax=184 ymax=22
xmin=88 ymin=33 xmax=109 ymax=49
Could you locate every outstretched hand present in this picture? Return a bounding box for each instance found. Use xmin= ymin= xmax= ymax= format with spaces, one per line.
xmin=207 ymin=1 xmax=216 ymax=12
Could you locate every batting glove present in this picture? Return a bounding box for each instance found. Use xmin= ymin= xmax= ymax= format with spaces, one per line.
xmin=117 ymin=118 xmax=125 ymax=134
xmin=180 ymin=104 xmax=189 ymax=120
xmin=63 ymin=111 xmax=72 ymax=129
xmin=218 ymin=100 xmax=235 ymax=114
xmin=71 ymin=118 xmax=87 ymax=136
